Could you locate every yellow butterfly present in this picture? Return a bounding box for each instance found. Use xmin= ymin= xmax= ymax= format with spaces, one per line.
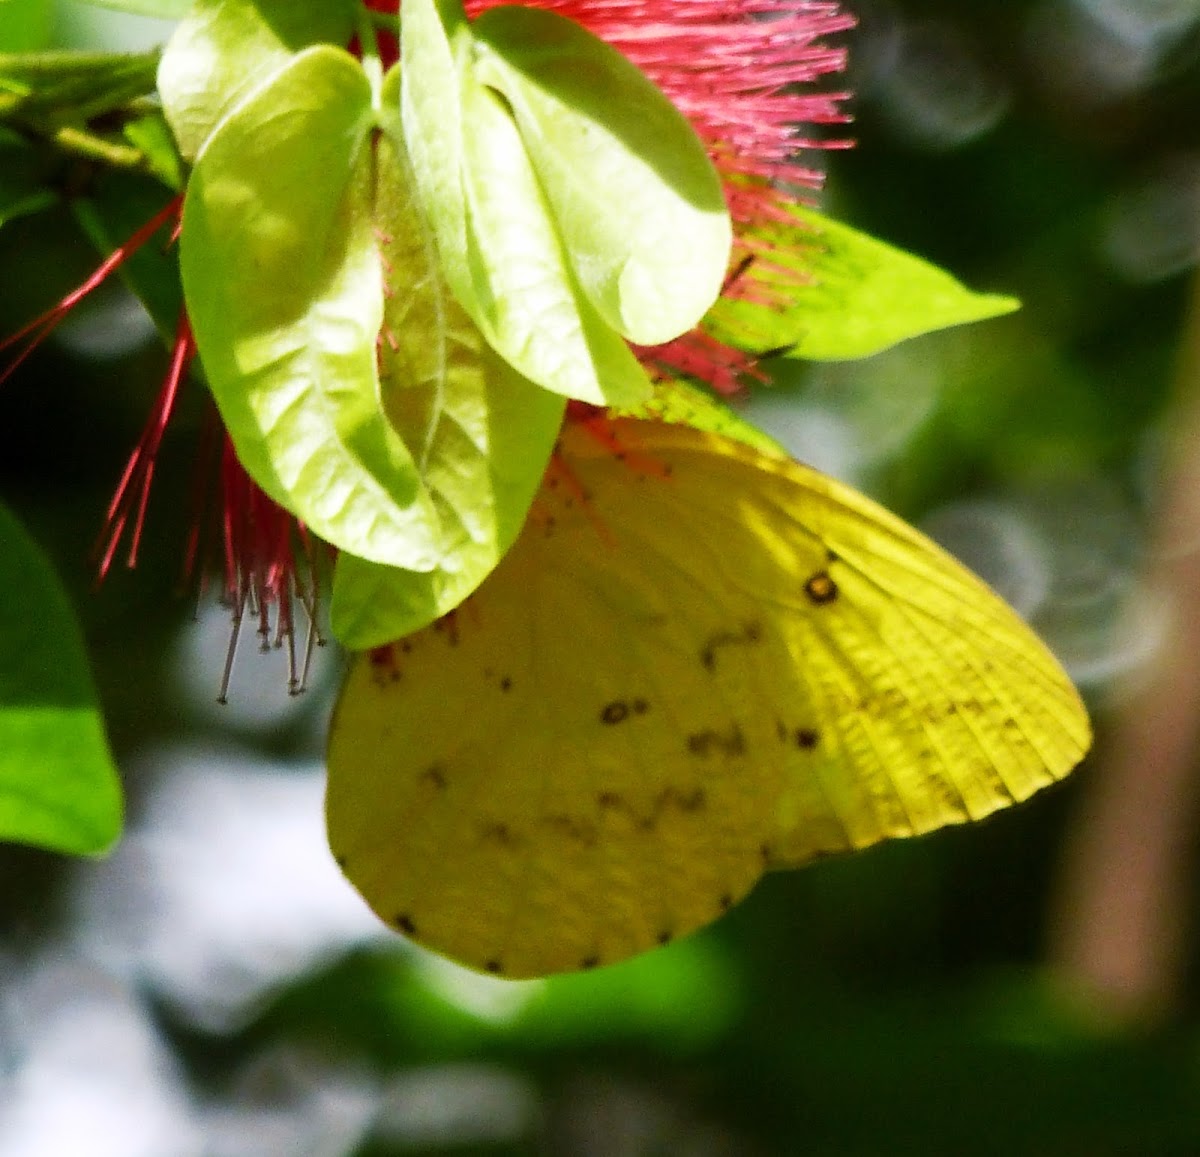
xmin=326 ymin=416 xmax=1090 ymax=979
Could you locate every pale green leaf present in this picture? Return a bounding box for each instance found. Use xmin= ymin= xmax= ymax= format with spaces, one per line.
xmin=330 ymin=101 xmax=565 ymax=648
xmin=158 ymin=0 xmax=356 ymax=160
xmin=458 ymin=72 xmax=651 ymax=406
xmin=0 ymin=48 xmax=159 ymax=120
xmin=181 ymin=45 xmax=441 ymax=569
xmin=399 ymin=0 xmax=472 ymax=309
xmin=0 ymin=502 xmax=121 ymax=855
xmin=705 ymin=207 xmax=1020 ymax=361
xmin=400 ymin=0 xmax=651 ymax=407
xmin=121 ymin=105 xmax=185 ymax=188
xmin=76 ymin=0 xmax=191 ymax=15
xmin=472 ymin=5 xmax=730 ymax=346
xmin=0 ymin=0 xmax=53 ymax=51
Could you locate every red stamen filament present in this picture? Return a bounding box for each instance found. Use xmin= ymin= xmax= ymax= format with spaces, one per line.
xmin=0 ymin=195 xmax=181 ymax=386
xmin=95 ymin=311 xmax=195 ymax=578
xmin=217 ymin=446 xmax=324 ymax=702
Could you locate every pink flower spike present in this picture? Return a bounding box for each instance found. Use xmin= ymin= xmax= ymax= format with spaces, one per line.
xmin=638 ymin=331 xmax=768 ymax=395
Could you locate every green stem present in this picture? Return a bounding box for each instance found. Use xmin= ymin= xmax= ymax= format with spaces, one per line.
xmin=356 ymin=9 xmax=384 ymax=109
xmin=365 ymin=6 xmax=401 ymax=36
xmin=3 ymin=112 xmax=161 ymax=175
xmin=50 ymin=124 xmax=147 ymax=169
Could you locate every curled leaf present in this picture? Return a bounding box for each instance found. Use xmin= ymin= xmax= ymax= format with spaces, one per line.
xmin=181 ymin=45 xmax=441 ymax=569
xmin=400 ymin=0 xmax=651 ymax=407
xmin=158 ymin=0 xmax=356 ymax=161
xmin=472 ymin=5 xmax=731 ymax=346
xmin=331 ymin=79 xmax=564 ymax=648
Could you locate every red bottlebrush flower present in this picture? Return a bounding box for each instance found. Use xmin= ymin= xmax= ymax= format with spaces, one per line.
xmin=2 ymin=201 xmax=321 ymax=700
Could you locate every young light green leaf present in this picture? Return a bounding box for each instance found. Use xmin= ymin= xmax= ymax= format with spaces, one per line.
xmin=0 ymin=502 xmax=121 ymax=856
xmin=399 ymin=0 xmax=473 ymax=309
xmin=331 ymin=94 xmax=564 ymax=649
xmin=471 ymin=5 xmax=731 ymax=347
xmin=458 ymin=73 xmax=652 ymax=406
xmin=0 ymin=0 xmax=53 ymax=52
xmin=76 ymin=0 xmax=192 ymax=15
xmin=706 ymin=206 xmax=1020 ymax=361
xmin=121 ymin=105 xmax=185 ymax=188
xmin=181 ymin=45 xmax=441 ymax=570
xmin=400 ymin=0 xmax=652 ymax=407
xmin=158 ymin=0 xmax=356 ymax=161
xmin=0 ymin=49 xmax=160 ymax=120
xmin=330 ymin=332 xmax=564 ymax=644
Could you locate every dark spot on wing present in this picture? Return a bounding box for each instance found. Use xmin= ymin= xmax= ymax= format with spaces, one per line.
xmin=421 ymin=765 xmax=448 ymax=791
xmin=657 ymin=930 xmax=673 ymax=945
xmin=687 ymin=725 xmax=747 ymax=758
xmin=479 ymin=821 xmax=515 ymax=846
xmin=581 ymin=954 xmax=600 ymax=970
xmin=700 ymin=622 xmax=764 ymax=672
xmin=665 ymin=787 xmax=706 ymax=813
xmin=485 ymin=959 xmax=503 ymax=975
xmin=544 ymin=813 xmax=599 ymax=846
xmin=334 ymin=854 xmax=347 ymax=870
xmin=499 ymin=676 xmax=512 ymax=692
xmin=599 ymin=697 xmax=650 ymax=725
xmin=795 ymin=728 xmax=819 ymax=750
xmin=718 ymin=893 xmax=733 ymax=911
xmin=760 ymin=843 xmax=772 ymax=863
xmin=433 ymin=616 xmax=460 ymax=645
xmin=395 ymin=914 xmax=416 ymax=935
xmin=593 ymin=786 xmax=709 ymax=830
xmin=368 ymin=646 xmax=402 ymax=683
xmin=601 ymin=701 xmax=629 ymax=725
xmin=805 ymin=571 xmax=838 ymax=605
